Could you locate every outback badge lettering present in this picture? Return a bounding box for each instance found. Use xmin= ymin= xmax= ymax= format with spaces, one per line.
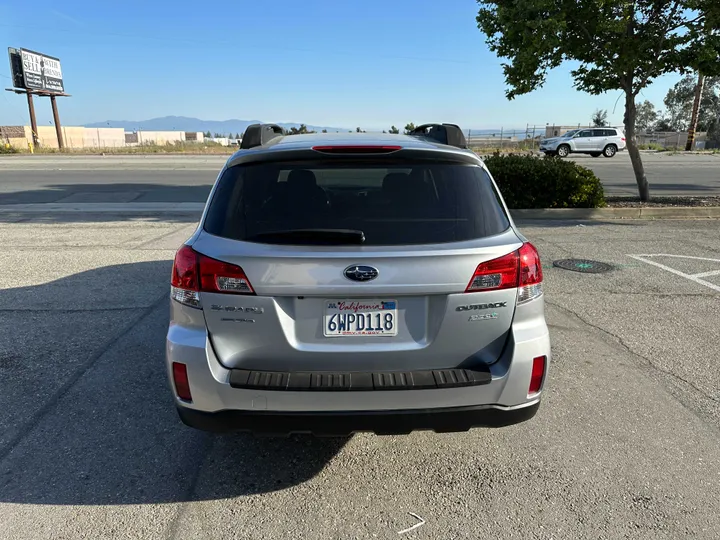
xmin=456 ymin=302 xmax=507 ymax=311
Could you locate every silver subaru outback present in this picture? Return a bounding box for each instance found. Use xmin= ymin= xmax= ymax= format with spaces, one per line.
xmin=166 ymin=123 xmax=550 ymax=436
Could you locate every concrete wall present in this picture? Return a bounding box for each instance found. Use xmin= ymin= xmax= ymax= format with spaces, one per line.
xmin=4 ymin=126 xmax=125 ymax=149
xmin=135 ymin=131 xmax=185 ymax=145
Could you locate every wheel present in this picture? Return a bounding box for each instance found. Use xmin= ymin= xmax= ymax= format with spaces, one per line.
xmin=603 ymin=144 xmax=617 ymax=158
xmin=590 ymin=152 xmax=601 ymax=158
xmin=556 ymin=144 xmax=570 ymax=158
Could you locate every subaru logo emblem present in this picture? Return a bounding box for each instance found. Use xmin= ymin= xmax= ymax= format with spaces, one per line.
xmin=343 ymin=265 xmax=379 ymax=282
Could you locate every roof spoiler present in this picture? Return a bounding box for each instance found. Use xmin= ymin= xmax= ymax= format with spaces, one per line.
xmin=240 ymin=123 xmax=284 ymax=149
xmin=408 ymin=123 xmax=468 ymax=149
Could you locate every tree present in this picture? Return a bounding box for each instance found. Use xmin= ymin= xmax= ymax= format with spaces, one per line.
xmin=636 ymin=100 xmax=660 ymax=132
xmin=476 ymin=0 xmax=720 ymax=201
xmin=287 ymin=124 xmax=316 ymax=135
xmin=654 ymin=118 xmax=675 ymax=132
xmin=389 ymin=125 xmax=400 ymax=134
xmin=663 ymin=74 xmax=720 ymax=132
xmin=234 ymin=133 xmax=241 ymax=139
xmin=322 ymin=129 xmax=328 ymax=133
xmin=591 ymin=109 xmax=608 ymax=127
xmin=403 ymin=123 xmax=416 ymax=134
xmin=203 ymin=130 xmax=212 ymax=138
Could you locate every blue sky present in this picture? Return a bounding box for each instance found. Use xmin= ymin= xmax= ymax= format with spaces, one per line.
xmin=1 ymin=0 xmax=681 ymax=130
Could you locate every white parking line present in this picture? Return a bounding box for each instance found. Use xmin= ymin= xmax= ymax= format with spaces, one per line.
xmin=628 ymin=254 xmax=720 ymax=293
xmin=691 ymin=270 xmax=720 ymax=278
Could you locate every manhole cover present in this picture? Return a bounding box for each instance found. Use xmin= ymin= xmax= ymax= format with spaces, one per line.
xmin=552 ymin=259 xmax=614 ymax=274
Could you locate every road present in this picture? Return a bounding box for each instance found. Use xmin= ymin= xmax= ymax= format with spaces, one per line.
xmin=0 ymin=152 xmax=718 ymax=201
xmin=1 ymin=205 xmax=720 ymax=539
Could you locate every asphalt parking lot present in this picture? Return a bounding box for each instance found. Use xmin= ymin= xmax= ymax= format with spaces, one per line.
xmin=1 ymin=209 xmax=719 ymax=539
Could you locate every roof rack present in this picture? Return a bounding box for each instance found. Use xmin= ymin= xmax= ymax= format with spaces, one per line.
xmin=240 ymin=124 xmax=284 ymax=149
xmin=408 ymin=123 xmax=468 ymax=149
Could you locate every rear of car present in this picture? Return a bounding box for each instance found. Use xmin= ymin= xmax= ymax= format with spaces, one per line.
xmin=166 ymin=133 xmax=550 ymax=436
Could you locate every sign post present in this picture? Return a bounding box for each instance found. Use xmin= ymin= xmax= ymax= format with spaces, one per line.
xmin=26 ymin=92 xmax=39 ymax=147
xmin=6 ymin=47 xmax=70 ymax=150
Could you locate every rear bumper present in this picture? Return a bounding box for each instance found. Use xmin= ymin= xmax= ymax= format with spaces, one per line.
xmin=176 ymin=400 xmax=540 ymax=436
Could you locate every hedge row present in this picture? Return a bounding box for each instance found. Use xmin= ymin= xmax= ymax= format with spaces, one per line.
xmin=483 ymin=154 xmax=606 ymax=209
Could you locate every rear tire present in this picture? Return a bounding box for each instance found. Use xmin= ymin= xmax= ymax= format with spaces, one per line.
xmin=556 ymin=144 xmax=570 ymax=158
xmin=603 ymin=144 xmax=617 ymax=158
xmin=590 ymin=152 xmax=601 ymax=158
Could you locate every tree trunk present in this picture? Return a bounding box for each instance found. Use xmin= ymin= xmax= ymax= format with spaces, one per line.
xmin=624 ymin=92 xmax=650 ymax=201
xmin=685 ymin=72 xmax=705 ymax=151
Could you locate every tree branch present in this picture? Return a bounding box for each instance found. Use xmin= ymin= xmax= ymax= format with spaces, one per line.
xmin=667 ymin=13 xmax=704 ymax=34
xmin=635 ymin=0 xmax=684 ymax=92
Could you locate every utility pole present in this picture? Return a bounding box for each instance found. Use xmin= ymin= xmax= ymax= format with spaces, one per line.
xmin=685 ymin=72 xmax=705 ymax=151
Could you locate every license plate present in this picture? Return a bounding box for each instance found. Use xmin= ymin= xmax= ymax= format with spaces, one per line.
xmin=323 ymin=299 xmax=398 ymax=337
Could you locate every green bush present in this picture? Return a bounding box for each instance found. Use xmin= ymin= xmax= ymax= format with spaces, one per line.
xmin=484 ymin=154 xmax=606 ymax=209
xmin=0 ymin=145 xmax=18 ymax=154
xmin=638 ymin=142 xmax=665 ymax=151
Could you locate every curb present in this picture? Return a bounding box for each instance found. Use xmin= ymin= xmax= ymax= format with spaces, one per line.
xmin=510 ymin=207 xmax=720 ymax=220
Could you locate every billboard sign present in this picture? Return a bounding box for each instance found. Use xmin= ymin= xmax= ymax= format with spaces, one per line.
xmin=7 ymin=47 xmax=65 ymax=93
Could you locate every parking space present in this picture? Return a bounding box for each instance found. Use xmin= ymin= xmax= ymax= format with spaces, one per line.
xmin=1 ymin=213 xmax=720 ymax=539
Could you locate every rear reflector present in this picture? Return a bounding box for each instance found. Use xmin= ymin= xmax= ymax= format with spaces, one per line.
xmin=311 ymin=145 xmax=402 ymax=154
xmin=172 ymin=362 xmax=192 ymax=401
xmin=528 ymin=355 xmax=546 ymax=395
xmin=170 ymin=245 xmax=255 ymax=308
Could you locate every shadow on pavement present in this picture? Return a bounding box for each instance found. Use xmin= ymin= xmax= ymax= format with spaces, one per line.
xmin=0 ymin=261 xmax=346 ymax=505
xmin=0 ymin=178 xmax=212 ymax=224
xmin=0 ymin=171 xmax=214 ymax=205
xmin=647 ymin=183 xmax=720 ymax=192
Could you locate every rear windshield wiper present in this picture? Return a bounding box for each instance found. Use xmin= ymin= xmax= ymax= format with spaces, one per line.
xmin=245 ymin=229 xmax=366 ymax=245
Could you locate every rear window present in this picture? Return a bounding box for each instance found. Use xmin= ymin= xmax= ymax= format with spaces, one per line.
xmin=203 ymin=161 xmax=510 ymax=245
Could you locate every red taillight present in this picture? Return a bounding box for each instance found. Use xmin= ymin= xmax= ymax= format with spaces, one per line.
xmin=171 ymin=245 xmax=198 ymax=290
xmin=621 ymin=137 xmax=626 ymax=141
xmin=466 ymin=251 xmax=519 ymax=292
xmin=171 ymin=246 xmax=254 ymax=307
xmin=311 ymin=145 xmax=402 ymax=154
xmin=529 ymin=355 xmax=546 ymax=395
xmin=172 ymin=362 xmax=192 ymax=401
xmin=465 ymin=242 xmax=543 ymax=302
xmin=198 ymin=253 xmax=254 ymax=294
xmin=171 ymin=246 xmax=254 ymax=295
xmin=519 ymin=242 xmax=542 ymax=286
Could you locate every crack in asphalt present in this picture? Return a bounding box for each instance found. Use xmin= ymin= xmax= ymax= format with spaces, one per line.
xmin=164 ymin=435 xmax=214 ymax=540
xmin=546 ymin=300 xmax=720 ymax=407
xmin=0 ymin=293 xmax=168 ymax=463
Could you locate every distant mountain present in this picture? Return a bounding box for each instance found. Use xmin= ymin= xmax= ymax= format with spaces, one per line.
xmin=84 ymin=116 xmax=346 ymax=134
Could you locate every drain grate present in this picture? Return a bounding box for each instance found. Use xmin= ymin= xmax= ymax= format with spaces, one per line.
xmin=552 ymin=259 xmax=614 ymax=274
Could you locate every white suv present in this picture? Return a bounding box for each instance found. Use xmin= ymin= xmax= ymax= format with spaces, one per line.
xmin=540 ymin=128 xmax=626 ymax=158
